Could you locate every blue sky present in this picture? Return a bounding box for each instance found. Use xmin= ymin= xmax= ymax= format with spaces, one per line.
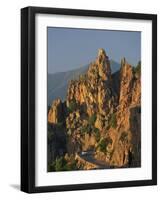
xmin=48 ymin=27 xmax=141 ymax=74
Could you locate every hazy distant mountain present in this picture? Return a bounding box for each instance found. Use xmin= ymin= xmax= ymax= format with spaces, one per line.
xmin=110 ymin=60 xmax=120 ymax=73
xmin=48 ymin=60 xmax=120 ymax=105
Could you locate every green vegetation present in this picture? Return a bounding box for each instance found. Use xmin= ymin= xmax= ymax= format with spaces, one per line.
xmin=88 ymin=114 xmax=97 ymax=126
xmin=67 ymin=100 xmax=77 ymax=113
xmin=48 ymin=156 xmax=78 ymax=172
xmin=93 ymin=127 xmax=100 ymax=142
xmin=55 ymin=157 xmax=67 ymax=171
xmin=97 ymin=138 xmax=107 ymax=153
xmin=48 ymin=161 xmax=55 ymax=172
xmin=80 ymin=126 xmax=87 ymax=134
xmin=80 ymin=114 xmax=97 ymax=135
xmin=80 ymin=124 xmax=91 ymax=135
xmin=109 ymin=113 xmax=117 ymax=128
xmin=66 ymin=160 xmax=78 ymax=171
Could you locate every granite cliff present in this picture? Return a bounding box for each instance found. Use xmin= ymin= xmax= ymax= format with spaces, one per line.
xmin=47 ymin=49 xmax=141 ymax=171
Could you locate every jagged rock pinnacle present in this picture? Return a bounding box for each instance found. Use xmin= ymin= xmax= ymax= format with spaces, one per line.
xmin=86 ymin=49 xmax=111 ymax=82
xmin=98 ymin=48 xmax=107 ymax=57
xmin=97 ymin=48 xmax=109 ymax=62
xmin=96 ymin=48 xmax=111 ymax=81
xmin=121 ymin=57 xmax=126 ymax=67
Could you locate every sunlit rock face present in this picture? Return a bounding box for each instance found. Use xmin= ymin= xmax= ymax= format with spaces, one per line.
xmin=66 ymin=48 xmax=116 ymax=118
xmin=48 ymin=98 xmax=64 ymax=124
xmin=48 ymin=49 xmax=141 ymax=170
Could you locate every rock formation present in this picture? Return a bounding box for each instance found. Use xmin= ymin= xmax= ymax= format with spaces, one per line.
xmin=48 ymin=98 xmax=66 ymax=124
xmin=47 ymin=48 xmax=141 ymax=171
xmin=66 ymin=48 xmax=116 ymax=117
xmin=108 ymin=58 xmax=141 ymax=167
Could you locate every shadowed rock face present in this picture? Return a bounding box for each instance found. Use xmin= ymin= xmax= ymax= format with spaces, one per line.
xmin=47 ymin=49 xmax=141 ymax=170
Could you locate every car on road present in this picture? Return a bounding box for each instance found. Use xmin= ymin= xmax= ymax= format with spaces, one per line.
xmin=81 ymin=151 xmax=88 ymax=155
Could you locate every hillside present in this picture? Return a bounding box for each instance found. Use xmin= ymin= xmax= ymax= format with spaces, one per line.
xmin=47 ymin=49 xmax=141 ymax=171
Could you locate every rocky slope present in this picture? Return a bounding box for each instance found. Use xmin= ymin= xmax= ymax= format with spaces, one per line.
xmin=47 ymin=48 xmax=141 ymax=171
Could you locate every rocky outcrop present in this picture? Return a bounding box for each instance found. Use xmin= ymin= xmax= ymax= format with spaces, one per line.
xmin=48 ymin=98 xmax=64 ymax=124
xmin=119 ymin=58 xmax=134 ymax=109
xmin=66 ymin=48 xmax=116 ymax=117
xmin=119 ymin=58 xmax=141 ymax=109
xmin=48 ymin=48 xmax=141 ymax=171
xmin=106 ymin=58 xmax=141 ymax=167
xmin=88 ymin=48 xmax=111 ymax=81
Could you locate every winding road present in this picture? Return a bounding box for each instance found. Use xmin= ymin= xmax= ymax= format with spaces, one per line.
xmin=79 ymin=151 xmax=110 ymax=169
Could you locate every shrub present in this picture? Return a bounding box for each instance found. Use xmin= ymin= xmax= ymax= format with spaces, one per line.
xmin=80 ymin=114 xmax=97 ymax=135
xmin=80 ymin=126 xmax=87 ymax=134
xmin=93 ymin=127 xmax=100 ymax=142
xmin=81 ymin=124 xmax=91 ymax=134
xmin=97 ymin=138 xmax=107 ymax=153
xmin=88 ymin=114 xmax=97 ymax=126
xmin=48 ymin=161 xmax=56 ymax=172
xmin=109 ymin=113 xmax=117 ymax=128
xmin=48 ymin=156 xmax=79 ymax=172
xmin=67 ymin=100 xmax=77 ymax=113
xmin=66 ymin=160 xmax=78 ymax=171
xmin=54 ymin=157 xmax=66 ymax=171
